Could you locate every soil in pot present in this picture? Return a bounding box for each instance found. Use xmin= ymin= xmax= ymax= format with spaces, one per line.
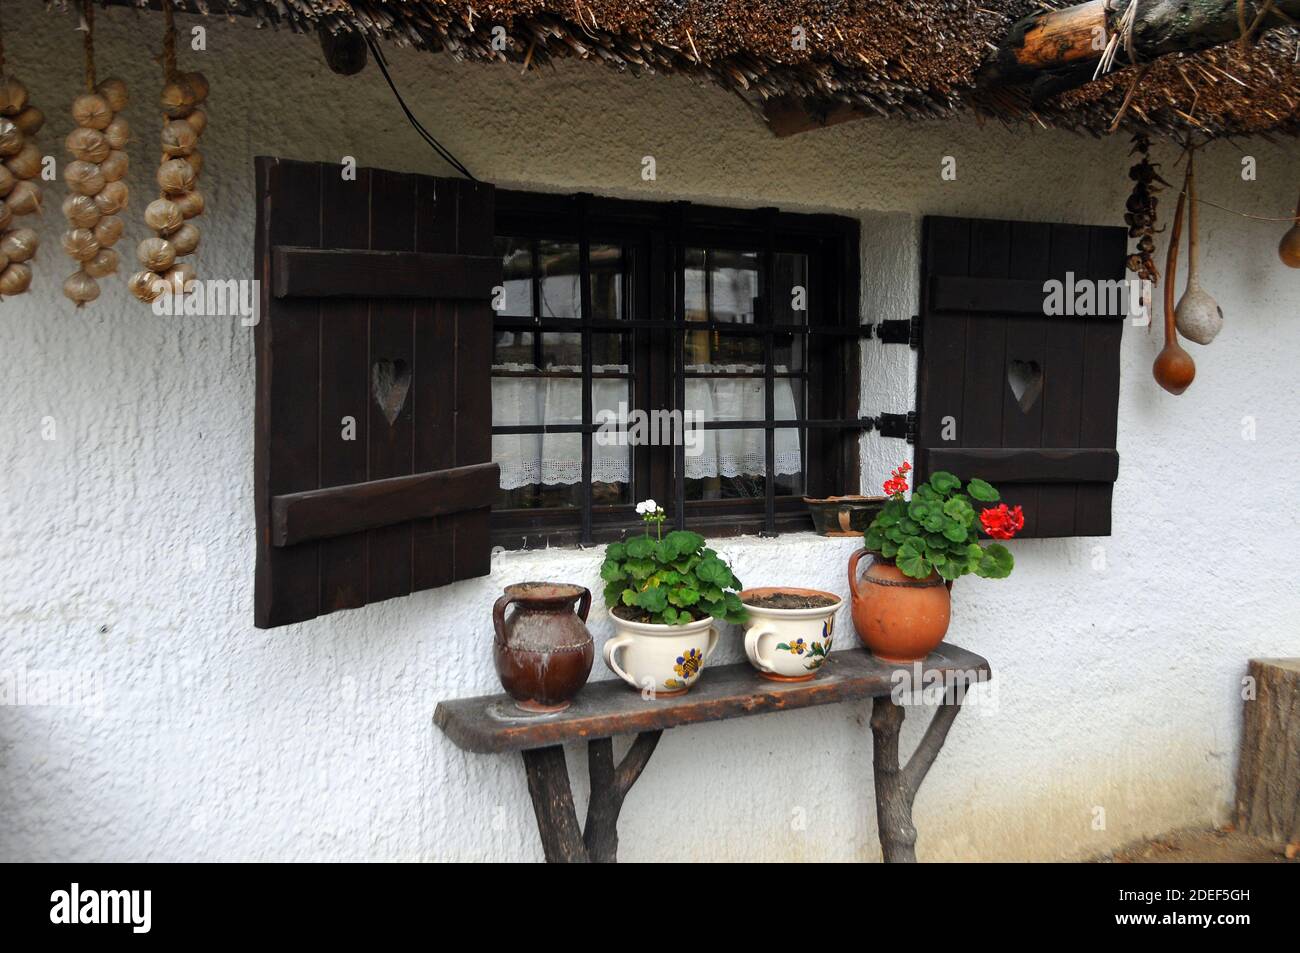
xmin=743 ymin=592 xmax=839 ymax=610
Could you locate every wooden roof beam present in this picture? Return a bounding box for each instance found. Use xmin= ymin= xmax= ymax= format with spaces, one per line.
xmin=766 ymin=0 xmax=1300 ymax=137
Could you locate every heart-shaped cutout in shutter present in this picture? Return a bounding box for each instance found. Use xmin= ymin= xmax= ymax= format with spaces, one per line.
xmin=372 ymin=358 xmax=412 ymax=425
xmin=1007 ymin=359 xmax=1043 ymax=413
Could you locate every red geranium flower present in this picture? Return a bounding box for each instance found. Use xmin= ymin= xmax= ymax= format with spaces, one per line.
xmin=979 ymin=504 xmax=1024 ymax=540
xmin=881 ymin=461 xmax=911 ymax=497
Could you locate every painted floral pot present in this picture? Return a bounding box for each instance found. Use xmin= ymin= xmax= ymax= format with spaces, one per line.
xmin=739 ymin=587 xmax=842 ymax=681
xmin=603 ymin=611 xmax=719 ymax=697
xmin=848 ymin=548 xmax=951 ymax=663
xmin=493 ymin=582 xmax=594 ymax=713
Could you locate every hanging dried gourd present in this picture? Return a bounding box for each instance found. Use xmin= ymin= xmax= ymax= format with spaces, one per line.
xmin=1173 ymin=148 xmax=1223 ymax=345
xmin=61 ymin=1 xmax=129 ymax=307
xmin=0 ymin=6 xmax=44 ymax=299
xmin=1281 ymin=190 xmax=1300 ymax=268
xmin=131 ymin=0 xmax=207 ymax=304
xmin=1152 ymin=158 xmax=1196 ymax=397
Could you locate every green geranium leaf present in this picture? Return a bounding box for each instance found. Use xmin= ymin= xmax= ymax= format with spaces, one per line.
xmin=942 ymin=519 xmax=969 ymax=543
xmin=976 ymin=543 xmax=1014 ymax=579
xmin=664 ymin=530 xmax=704 ymax=557
xmin=929 ymin=471 xmax=961 ymax=494
xmin=698 ymin=598 xmax=721 ymax=616
xmin=899 ymin=517 xmax=920 ymax=535
xmin=966 ymin=478 xmax=1000 ymax=503
xmin=865 ymin=528 xmax=886 ymax=552
xmin=625 ymin=536 xmax=654 ymax=558
xmin=943 ymin=496 xmax=975 ymax=524
xmin=621 ymin=588 xmax=638 ymax=606
xmin=624 ymin=557 xmax=657 ymax=580
xmin=921 ymin=512 xmax=945 ymax=533
xmin=670 ymin=586 xmax=700 ymax=607
xmin=896 ymin=551 xmax=931 ymax=579
xmin=936 ymin=558 xmax=962 ymax=581
xmin=695 ymin=557 xmax=728 ymax=584
xmin=635 ymin=587 xmax=668 ymax=612
xmin=915 ymin=483 xmax=939 ymax=502
xmin=881 ymin=539 xmax=900 ymax=559
xmin=605 ymin=542 xmax=626 ymax=561
xmin=600 ymin=559 xmax=624 ymax=582
xmin=898 ymin=538 xmax=924 ymax=559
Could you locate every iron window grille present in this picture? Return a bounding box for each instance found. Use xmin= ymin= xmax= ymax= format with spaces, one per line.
xmin=490 ymin=190 xmax=865 ymax=549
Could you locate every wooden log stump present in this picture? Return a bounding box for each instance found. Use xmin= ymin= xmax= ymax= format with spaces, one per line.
xmin=1234 ymin=658 xmax=1300 ymax=853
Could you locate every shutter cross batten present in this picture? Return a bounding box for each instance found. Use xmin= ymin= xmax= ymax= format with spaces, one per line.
xmin=254 ymin=156 xmax=501 ymax=628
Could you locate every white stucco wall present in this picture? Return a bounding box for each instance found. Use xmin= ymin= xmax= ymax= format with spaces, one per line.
xmin=1 ymin=6 xmax=1296 ymax=861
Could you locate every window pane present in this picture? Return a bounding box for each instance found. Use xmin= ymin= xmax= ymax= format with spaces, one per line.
xmin=685 ymin=248 xmax=759 ymax=324
xmin=590 ymin=243 xmax=632 ymax=321
xmin=591 ymin=370 xmax=633 ymax=506
xmin=493 ymin=328 xmax=535 ymax=366
xmin=774 ymin=427 xmax=805 ymax=496
xmin=685 ymin=328 xmax=763 ymax=365
xmin=773 ymin=330 xmax=805 ymax=373
xmin=492 ymin=333 xmax=633 ymax=509
xmin=538 ymin=240 xmax=581 ymax=319
xmin=684 ymin=428 xmax=766 ymax=500
xmin=495 ymin=236 xmax=533 ymax=317
xmin=536 ymin=331 xmax=627 ymax=369
xmin=771 ymin=252 xmax=809 ymax=324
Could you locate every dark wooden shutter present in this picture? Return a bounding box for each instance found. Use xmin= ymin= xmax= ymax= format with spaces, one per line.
xmin=916 ymin=215 xmax=1125 ymax=538
xmin=253 ymin=156 xmax=501 ymax=628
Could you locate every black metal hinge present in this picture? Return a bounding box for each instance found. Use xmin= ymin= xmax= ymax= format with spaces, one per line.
xmin=873 ymin=316 xmax=920 ymax=348
xmin=874 ymin=411 xmax=916 ymax=443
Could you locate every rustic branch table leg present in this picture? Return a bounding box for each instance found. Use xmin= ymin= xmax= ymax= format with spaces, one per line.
xmin=584 ymin=731 xmax=663 ymax=862
xmin=870 ymin=696 xmax=962 ymax=863
xmin=522 ymin=731 xmax=664 ymax=863
xmin=521 ymin=746 xmax=588 ymax=863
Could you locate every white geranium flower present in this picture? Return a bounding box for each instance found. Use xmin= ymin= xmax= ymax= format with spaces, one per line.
xmin=636 ymin=499 xmax=658 ymax=515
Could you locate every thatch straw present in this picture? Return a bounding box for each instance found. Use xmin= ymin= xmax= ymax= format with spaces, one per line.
xmin=71 ymin=1 xmax=1300 ymax=137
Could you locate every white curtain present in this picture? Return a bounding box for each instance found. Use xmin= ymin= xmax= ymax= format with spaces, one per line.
xmin=493 ymin=364 xmax=802 ymax=489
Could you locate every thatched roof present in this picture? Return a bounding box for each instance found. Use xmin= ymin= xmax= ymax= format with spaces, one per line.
xmin=109 ymin=1 xmax=1300 ymax=138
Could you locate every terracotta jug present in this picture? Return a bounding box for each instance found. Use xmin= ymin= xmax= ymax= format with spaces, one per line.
xmin=847 ymin=549 xmax=950 ymax=663
xmin=493 ymin=582 xmax=594 ymax=713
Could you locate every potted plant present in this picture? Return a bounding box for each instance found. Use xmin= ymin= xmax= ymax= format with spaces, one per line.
xmin=739 ymin=587 xmax=843 ymax=681
xmin=849 ymin=462 xmax=1021 ymax=662
xmin=600 ymin=500 xmax=747 ymax=696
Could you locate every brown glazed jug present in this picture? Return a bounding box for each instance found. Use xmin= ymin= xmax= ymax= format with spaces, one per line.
xmin=847 ymin=549 xmax=951 ymax=663
xmin=493 ymin=583 xmax=594 ymax=713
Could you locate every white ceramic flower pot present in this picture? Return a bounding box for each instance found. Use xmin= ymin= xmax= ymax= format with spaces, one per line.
xmin=739 ymin=587 xmax=842 ymax=682
xmin=603 ymin=610 xmax=719 ymax=697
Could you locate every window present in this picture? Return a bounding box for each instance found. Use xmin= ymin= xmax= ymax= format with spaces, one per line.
xmin=491 ymin=192 xmax=861 ymax=549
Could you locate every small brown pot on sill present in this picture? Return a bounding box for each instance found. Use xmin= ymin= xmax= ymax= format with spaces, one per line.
xmin=804 ymin=495 xmax=887 ymax=537
xmin=847 ymin=549 xmax=950 ymax=663
xmin=493 ymin=582 xmax=594 ymax=713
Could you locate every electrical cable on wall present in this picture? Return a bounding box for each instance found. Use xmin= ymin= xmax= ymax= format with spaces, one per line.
xmin=363 ymin=33 xmax=477 ymax=181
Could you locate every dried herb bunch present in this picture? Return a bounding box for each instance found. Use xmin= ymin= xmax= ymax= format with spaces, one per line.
xmin=1125 ymin=134 xmax=1166 ymax=288
xmin=0 ymin=12 xmax=45 ymax=299
xmin=130 ymin=0 xmax=208 ymax=304
xmin=61 ymin=1 xmax=129 ymax=308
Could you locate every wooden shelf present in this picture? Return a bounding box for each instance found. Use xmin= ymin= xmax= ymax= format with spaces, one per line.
xmin=434 ymin=642 xmax=990 ymax=754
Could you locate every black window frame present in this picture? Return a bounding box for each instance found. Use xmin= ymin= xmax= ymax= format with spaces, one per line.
xmin=490 ymin=190 xmax=863 ymax=550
